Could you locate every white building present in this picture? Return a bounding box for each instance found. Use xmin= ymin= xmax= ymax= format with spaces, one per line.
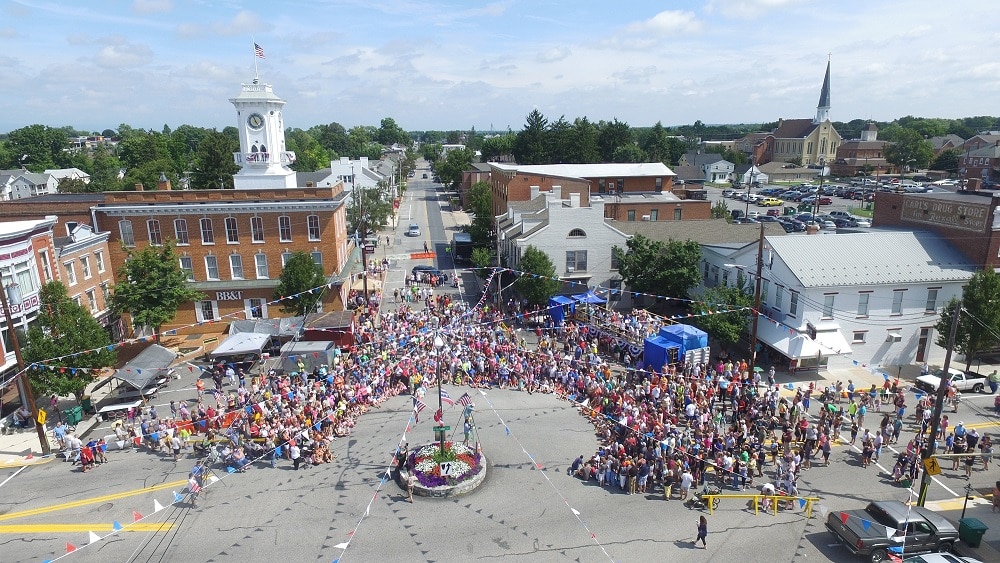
xmin=498 ymin=190 xmax=628 ymax=298
xmin=701 ymin=231 xmax=975 ymax=371
xmin=0 ymin=170 xmax=58 ymax=200
xmin=45 ymin=168 xmax=90 ymax=185
xmin=0 ymin=217 xmax=53 ymax=378
xmin=230 ymin=80 xmax=298 ymax=189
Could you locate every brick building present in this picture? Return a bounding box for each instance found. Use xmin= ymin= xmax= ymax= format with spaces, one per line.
xmin=52 ymin=224 xmax=119 ymax=340
xmin=872 ymin=190 xmax=1000 ymax=269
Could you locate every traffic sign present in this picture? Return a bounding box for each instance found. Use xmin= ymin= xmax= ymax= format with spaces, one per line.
xmin=432 ymin=426 xmax=451 ymax=432
xmin=364 ymin=244 xmax=375 ymax=253
xmin=923 ymin=457 xmax=941 ymax=476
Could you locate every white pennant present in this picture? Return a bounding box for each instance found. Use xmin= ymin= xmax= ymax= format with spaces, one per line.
xmin=334 ymin=542 xmax=350 ymax=549
xmin=153 ymin=499 xmax=165 ymax=512
xmin=88 ymin=531 xmax=101 ymax=544
xmin=570 ymin=508 xmax=580 ymax=516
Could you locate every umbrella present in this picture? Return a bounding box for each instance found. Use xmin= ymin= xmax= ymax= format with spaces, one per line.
xmin=753 ymin=366 xmax=764 ymax=373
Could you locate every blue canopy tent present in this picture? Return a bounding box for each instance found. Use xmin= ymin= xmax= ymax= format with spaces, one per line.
xmin=658 ymin=324 xmax=709 ymax=357
xmin=547 ymin=295 xmax=576 ymax=326
xmin=644 ymin=335 xmax=680 ymax=373
xmin=572 ymin=291 xmax=607 ymax=305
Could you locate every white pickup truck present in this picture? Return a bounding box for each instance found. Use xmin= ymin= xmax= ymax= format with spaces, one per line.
xmin=916 ymin=367 xmax=989 ymax=394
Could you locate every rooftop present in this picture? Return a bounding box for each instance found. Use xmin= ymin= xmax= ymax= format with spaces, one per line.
xmin=491 ymin=162 xmax=675 ymax=178
xmin=766 ymin=230 xmax=976 ymax=288
xmin=611 ymin=218 xmax=784 ymax=245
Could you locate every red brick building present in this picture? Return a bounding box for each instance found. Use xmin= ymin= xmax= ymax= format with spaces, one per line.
xmin=873 ymin=190 xmax=1000 ymax=268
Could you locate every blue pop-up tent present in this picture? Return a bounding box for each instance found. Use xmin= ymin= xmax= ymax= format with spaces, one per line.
xmin=547 ymin=295 xmax=576 ymax=325
xmin=644 ymin=335 xmax=680 ymax=372
xmin=658 ymin=324 xmax=708 ymax=357
xmin=572 ymin=291 xmax=607 ymax=305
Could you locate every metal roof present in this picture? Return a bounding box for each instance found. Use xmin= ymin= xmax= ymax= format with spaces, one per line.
xmin=612 ymin=218 xmax=784 ymax=245
xmin=766 ymin=231 xmax=976 ymax=288
xmin=491 ymin=162 xmax=675 ymax=178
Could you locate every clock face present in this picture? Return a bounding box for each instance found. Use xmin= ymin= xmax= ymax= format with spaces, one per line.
xmin=247 ymin=113 xmax=265 ymax=130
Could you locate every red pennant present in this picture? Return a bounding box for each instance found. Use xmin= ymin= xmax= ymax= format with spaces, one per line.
xmin=66 ymin=543 xmax=76 ymax=553
xmin=313 ymin=352 xmax=319 ymax=358
xmin=840 ymin=512 xmax=849 ymax=524
xmin=347 ymin=530 xmax=355 ymax=536
xmin=25 ymin=453 xmax=33 ymax=460
xmin=188 ymin=366 xmax=194 ymax=372
xmin=133 ymin=510 xmax=143 ymax=522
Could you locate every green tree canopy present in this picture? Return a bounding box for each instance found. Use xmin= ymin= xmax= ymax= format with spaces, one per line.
xmin=513 ymin=109 xmax=549 ymax=165
xmin=274 ymin=251 xmax=326 ymax=316
xmin=690 ymin=273 xmax=753 ymax=347
xmin=190 ymin=129 xmax=240 ymax=189
xmin=612 ymin=234 xmax=702 ymax=300
xmin=884 ymin=128 xmax=934 ymax=172
xmin=3 ymin=124 xmax=70 ymax=171
xmin=935 ymin=270 xmax=1000 ymax=370
xmin=110 ymin=242 xmax=203 ymax=336
xmin=467 ymin=180 xmax=494 ymax=248
xmin=24 ymin=281 xmax=117 ymax=400
xmin=513 ymin=246 xmax=562 ymax=306
xmin=376 ymin=117 xmax=411 ymax=146
xmin=930 ymin=148 xmax=961 ymax=175
xmin=435 ymin=147 xmax=474 ymax=187
xmin=346 ymin=186 xmax=394 ymax=233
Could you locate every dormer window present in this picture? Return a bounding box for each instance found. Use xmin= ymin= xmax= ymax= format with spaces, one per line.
xmin=568 ymin=228 xmax=587 ymax=238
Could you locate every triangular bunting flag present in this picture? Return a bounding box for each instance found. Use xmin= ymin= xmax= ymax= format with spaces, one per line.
xmin=113 ymin=521 xmax=123 ymax=531
xmin=89 ymin=531 xmax=101 ymax=544
xmin=570 ymin=508 xmax=580 ymax=515
xmin=133 ymin=510 xmax=143 ymax=522
xmin=208 ymin=474 xmax=219 ymax=484
xmin=333 ymin=542 xmax=350 ymax=549
xmin=840 ymin=512 xmax=849 ymax=524
xmin=227 ymin=466 xmax=237 ymax=473
xmin=505 ymin=426 xmax=510 ymax=436
xmin=174 ymin=491 xmax=183 ymax=503
xmin=886 ymin=527 xmax=895 ymax=540
xmin=799 ymin=498 xmax=806 ymax=509
xmin=66 ymin=543 xmax=76 ymax=553
xmin=862 ymin=519 xmax=871 ymax=532
xmin=25 ymin=453 xmax=33 ymax=460
xmin=116 ymin=440 xmax=125 ymax=450
xmin=154 ymin=499 xmax=165 ymax=512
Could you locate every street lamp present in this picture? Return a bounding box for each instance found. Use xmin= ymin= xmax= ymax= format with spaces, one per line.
xmin=433 ymin=335 xmax=446 ymax=453
xmin=0 ymin=282 xmax=50 ymax=455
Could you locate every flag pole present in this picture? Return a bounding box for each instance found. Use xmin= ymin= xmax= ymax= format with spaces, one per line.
xmin=252 ymin=36 xmax=259 ymax=81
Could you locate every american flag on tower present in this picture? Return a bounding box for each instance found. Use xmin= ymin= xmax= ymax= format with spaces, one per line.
xmin=254 ymin=43 xmax=266 ymax=59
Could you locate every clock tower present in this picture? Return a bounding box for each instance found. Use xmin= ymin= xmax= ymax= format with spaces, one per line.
xmin=230 ymin=79 xmax=298 ymax=189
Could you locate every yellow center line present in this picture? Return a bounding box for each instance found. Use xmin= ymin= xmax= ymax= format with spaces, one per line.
xmin=0 ymin=479 xmax=188 ymax=522
xmin=963 ymin=421 xmax=1000 ymax=430
xmin=0 ymin=523 xmax=174 ymax=533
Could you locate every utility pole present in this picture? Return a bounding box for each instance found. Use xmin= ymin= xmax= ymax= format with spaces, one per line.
xmin=917 ymin=300 xmax=961 ymax=507
xmin=0 ymin=283 xmax=50 ymax=455
xmin=749 ymin=223 xmax=765 ymax=366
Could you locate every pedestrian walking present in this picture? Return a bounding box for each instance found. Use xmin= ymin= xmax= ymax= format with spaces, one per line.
xmin=695 ymin=515 xmax=708 ymax=548
xmin=406 ymin=471 xmax=416 ymax=503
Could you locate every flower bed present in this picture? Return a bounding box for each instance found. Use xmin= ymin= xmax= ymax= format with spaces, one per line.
xmin=408 ymin=442 xmax=483 ymax=489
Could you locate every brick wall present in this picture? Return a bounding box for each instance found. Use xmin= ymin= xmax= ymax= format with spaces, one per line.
xmin=604 ymin=200 xmax=712 ymax=221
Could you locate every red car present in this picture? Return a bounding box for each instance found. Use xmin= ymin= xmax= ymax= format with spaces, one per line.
xmin=817 ymin=196 xmax=832 ymax=205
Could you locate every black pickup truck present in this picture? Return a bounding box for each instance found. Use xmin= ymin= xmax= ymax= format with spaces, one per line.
xmin=826 ymin=501 xmax=958 ymax=562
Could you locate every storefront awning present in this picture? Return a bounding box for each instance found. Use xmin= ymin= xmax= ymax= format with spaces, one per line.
xmin=814 ymin=330 xmax=853 ymax=356
xmin=755 ymin=321 xmax=821 ymax=360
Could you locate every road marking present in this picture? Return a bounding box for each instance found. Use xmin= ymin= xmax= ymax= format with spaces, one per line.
xmin=0 ymin=479 xmax=187 ymax=522
xmin=0 ymin=466 xmax=26 ymax=489
xmin=0 ymin=523 xmax=174 ymax=534
xmin=963 ymin=421 xmax=1000 ymax=430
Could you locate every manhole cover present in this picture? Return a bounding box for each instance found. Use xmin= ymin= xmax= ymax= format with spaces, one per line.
xmin=96 ymin=502 xmax=114 ymax=512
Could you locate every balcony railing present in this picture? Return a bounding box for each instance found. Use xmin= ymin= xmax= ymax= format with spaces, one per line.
xmin=233 ymin=151 xmax=297 ymax=166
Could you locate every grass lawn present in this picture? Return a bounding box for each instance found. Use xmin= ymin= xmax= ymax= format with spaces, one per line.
xmin=850 ymin=206 xmax=873 ymax=218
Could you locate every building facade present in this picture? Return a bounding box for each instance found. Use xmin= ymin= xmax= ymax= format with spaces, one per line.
xmin=230 ymin=81 xmax=298 ymax=190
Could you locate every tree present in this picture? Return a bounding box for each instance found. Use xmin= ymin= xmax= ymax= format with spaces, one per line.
xmin=274 ymin=251 xmax=326 ymax=316
xmin=421 ymin=143 xmax=442 ymax=163
xmin=690 ymin=273 xmax=753 ymax=347
xmin=471 ymin=247 xmax=493 ymax=278
xmin=884 ymin=128 xmax=934 ymax=172
xmin=513 ymin=109 xmax=549 ymax=165
xmin=23 ymin=282 xmax=117 ymax=400
xmin=346 ymin=186 xmax=394 ymax=233
xmin=190 ymin=129 xmax=240 ymax=188
xmin=110 ymin=242 xmax=203 ymax=336
xmin=467 ymin=181 xmax=494 ymax=248
xmin=56 ymin=177 xmax=90 ymax=193
xmin=513 ymin=246 xmax=561 ymax=306
xmin=481 ymin=133 xmax=515 ymax=162
xmin=376 ymin=117 xmax=411 ymax=146
xmin=612 ymin=144 xmax=646 ymax=163
xmin=640 ymin=122 xmax=672 ymax=164
xmin=597 ymin=118 xmax=632 ymax=162
xmin=285 ymin=128 xmax=330 ymax=172
xmin=935 ymin=270 xmax=1000 ymax=370
xmin=435 ymin=147 xmax=474 ymax=187
xmin=612 ymin=234 xmax=702 ymax=300
xmin=711 ymin=200 xmax=730 ymax=220
xmin=4 ymin=124 xmax=69 ymax=171
xmin=930 ymin=148 xmax=961 ymax=176
xmin=89 ymin=144 xmax=123 ymax=191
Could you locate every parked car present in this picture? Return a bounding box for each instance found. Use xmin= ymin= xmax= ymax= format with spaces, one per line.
xmin=757 ymin=215 xmax=780 ymax=222
xmin=832 ymin=217 xmax=858 ymax=228
xmin=758 ymin=197 xmax=784 ymax=207
xmin=826 ymin=501 xmax=958 ymax=562
xmin=721 ymin=189 xmax=735 ymax=198
xmin=733 ymin=217 xmax=759 ymax=224
xmin=916 ymin=367 xmax=989 ymax=394
xmin=854 ymin=218 xmax=871 ymax=227
xmin=766 ymin=208 xmax=781 ymax=217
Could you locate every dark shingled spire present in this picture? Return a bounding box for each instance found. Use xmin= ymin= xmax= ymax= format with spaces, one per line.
xmin=817 ymin=60 xmax=831 ymax=109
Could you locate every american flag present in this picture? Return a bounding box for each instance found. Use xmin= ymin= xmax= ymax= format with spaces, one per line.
xmin=440 ymin=390 xmax=454 ymax=406
xmin=413 ymin=399 xmax=427 ymax=413
xmin=458 ymin=393 xmax=473 ymax=407
xmin=254 ymin=43 xmax=266 ymax=59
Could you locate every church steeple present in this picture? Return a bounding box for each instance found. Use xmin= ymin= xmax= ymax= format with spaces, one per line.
xmin=814 ymin=58 xmax=831 ymax=124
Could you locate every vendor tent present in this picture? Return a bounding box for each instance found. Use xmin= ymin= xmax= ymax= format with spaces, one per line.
xmin=572 ymin=291 xmax=607 ymax=305
xmin=280 ymin=340 xmax=337 ymax=373
xmin=229 ymin=317 xmax=304 ymax=339
xmin=643 ymin=335 xmax=680 ymax=372
xmin=547 ymin=295 xmax=576 ymax=325
xmin=658 ymin=324 xmax=708 ymax=356
xmin=94 ymin=344 xmax=177 ymax=393
xmin=210 ymin=332 xmax=270 ymax=359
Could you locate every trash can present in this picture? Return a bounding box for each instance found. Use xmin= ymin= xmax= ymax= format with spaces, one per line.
xmin=63 ymin=406 xmax=83 ymax=426
xmin=80 ymin=396 xmax=93 ymax=414
xmin=959 ymin=517 xmax=988 ymax=548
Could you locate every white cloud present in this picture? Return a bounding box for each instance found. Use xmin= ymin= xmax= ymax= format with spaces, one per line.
xmin=176 ymin=10 xmax=272 ymax=39
xmin=95 ymin=41 xmax=153 ymax=68
xmin=626 ymin=10 xmax=703 ymax=36
xmin=132 ymin=0 xmax=172 ymax=15
xmin=705 ymin=0 xmax=810 ymax=19
xmin=537 ymin=46 xmax=571 ymax=63
xmin=0 ymin=27 xmax=18 ymax=38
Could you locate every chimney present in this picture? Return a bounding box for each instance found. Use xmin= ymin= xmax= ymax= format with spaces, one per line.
xmin=530 ymin=185 xmax=540 ymax=200
xmin=157 ymin=172 xmax=171 ymax=191
xmin=305 ymin=181 xmax=314 ymax=187
xmin=569 ymin=193 xmax=580 ymax=208
xmin=360 ymin=157 xmax=369 ymax=169
xmin=340 ymin=157 xmax=349 ymax=165
xmin=134 ymin=183 xmax=144 ymax=191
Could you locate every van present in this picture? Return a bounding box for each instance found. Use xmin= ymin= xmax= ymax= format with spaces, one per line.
xmin=828 ymin=210 xmax=851 ymax=219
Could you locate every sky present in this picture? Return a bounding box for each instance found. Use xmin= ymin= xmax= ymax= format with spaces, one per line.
xmin=1 ymin=0 xmax=998 ymax=135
